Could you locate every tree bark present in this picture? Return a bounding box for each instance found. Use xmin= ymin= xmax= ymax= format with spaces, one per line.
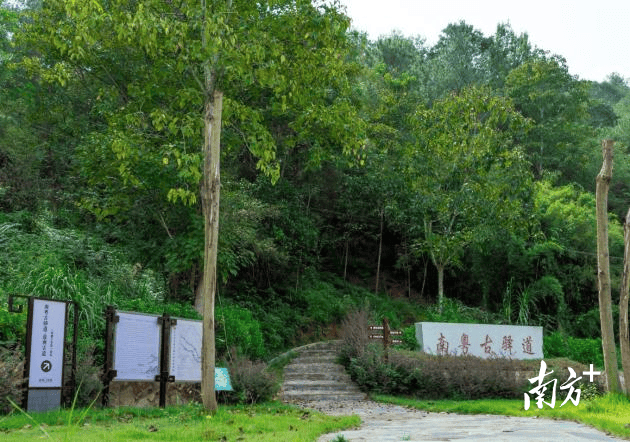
xmin=437 ymin=263 xmax=445 ymax=313
xmin=596 ymin=139 xmax=621 ymax=393
xmin=620 ymin=207 xmax=630 ymax=395
xmin=200 ymin=89 xmax=223 ymax=411
xmin=343 ymin=238 xmax=348 ymax=281
xmin=375 ymin=208 xmax=384 ymax=294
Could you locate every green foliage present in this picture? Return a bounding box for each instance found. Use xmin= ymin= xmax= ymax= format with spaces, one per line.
xmin=544 ymin=331 xmax=604 ymax=369
xmin=4 ymin=0 xmax=629 ymax=397
xmin=216 ymin=305 xmax=266 ymax=360
xmin=0 ymin=304 xmax=26 ymax=346
xmin=403 ymin=86 xmax=533 ymax=307
xmin=425 ymin=297 xmax=501 ymax=325
xmin=400 ymin=325 xmax=419 ymax=351
xmin=505 ymin=57 xmax=593 ymax=181
xmin=301 ymin=277 xmax=352 ymax=325
xmin=0 ymin=212 xmax=173 ymax=363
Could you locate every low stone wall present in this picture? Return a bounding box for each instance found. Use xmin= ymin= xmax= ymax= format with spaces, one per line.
xmin=107 ymin=381 xmax=201 ymax=407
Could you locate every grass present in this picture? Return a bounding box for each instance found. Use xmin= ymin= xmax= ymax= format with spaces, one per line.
xmin=373 ymin=393 xmax=630 ymax=440
xmin=0 ymin=401 xmax=360 ymax=441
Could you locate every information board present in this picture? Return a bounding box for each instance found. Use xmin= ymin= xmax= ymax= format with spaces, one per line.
xmin=28 ymin=299 xmax=67 ymax=388
xmin=415 ymin=322 xmax=543 ymax=359
xmin=169 ymin=319 xmax=203 ymax=382
xmin=113 ymin=312 xmax=161 ymax=381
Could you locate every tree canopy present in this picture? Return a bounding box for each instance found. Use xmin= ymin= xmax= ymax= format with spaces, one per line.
xmin=3 ymin=1 xmax=630 ymax=404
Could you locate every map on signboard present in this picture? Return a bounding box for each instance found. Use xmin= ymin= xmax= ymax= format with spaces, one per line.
xmin=169 ymin=319 xmax=202 ymax=382
xmin=113 ymin=312 xmax=161 ymax=381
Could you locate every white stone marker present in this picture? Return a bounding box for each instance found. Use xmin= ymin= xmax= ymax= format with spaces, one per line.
xmin=415 ymin=322 xmax=543 ymax=359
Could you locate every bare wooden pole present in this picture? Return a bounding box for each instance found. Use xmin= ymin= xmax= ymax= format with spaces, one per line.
xmin=375 ymin=208 xmax=384 ymax=294
xmin=596 ymin=139 xmax=621 ymax=393
xmin=200 ymin=89 xmax=222 ymax=411
xmin=619 ymin=207 xmax=630 ymax=395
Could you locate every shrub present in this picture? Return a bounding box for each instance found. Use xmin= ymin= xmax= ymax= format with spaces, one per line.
xmin=339 ymin=308 xmax=369 ymax=363
xmin=0 ymin=346 xmax=24 ymax=414
xmin=219 ymin=354 xmax=278 ymax=404
xmin=544 ymin=331 xmax=604 ymax=368
xmin=0 ymin=303 xmax=26 ymax=347
xmin=216 ymin=305 xmax=266 ymax=360
xmin=344 ymin=346 xmax=530 ymax=400
xmin=399 ymin=325 xmax=419 ymax=351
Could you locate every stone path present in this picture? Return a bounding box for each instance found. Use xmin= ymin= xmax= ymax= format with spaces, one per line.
xmin=281 ymin=341 xmax=628 ymax=441
xmin=300 ymin=400 xmax=628 ymax=442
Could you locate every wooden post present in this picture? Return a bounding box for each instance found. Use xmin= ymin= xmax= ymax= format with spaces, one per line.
xmin=619 ymin=207 xmax=630 ymax=395
xmin=375 ymin=208 xmax=384 ymax=294
xmin=157 ymin=314 xmax=175 ymax=408
xmin=102 ymin=306 xmax=117 ymax=407
xmin=383 ymin=318 xmax=390 ymax=363
xmin=596 ymin=139 xmax=621 ymax=393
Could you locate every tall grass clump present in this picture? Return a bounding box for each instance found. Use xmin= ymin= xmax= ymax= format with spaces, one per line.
xmin=0 ymin=211 xmax=174 ymax=377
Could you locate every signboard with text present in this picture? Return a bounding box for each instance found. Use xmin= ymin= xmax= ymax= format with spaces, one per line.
xmin=415 ymin=322 xmax=543 ymax=359
xmin=103 ymin=307 xmax=232 ymax=408
xmin=28 ymin=299 xmax=67 ymax=388
xmin=112 ymin=312 xmax=161 ymax=381
xmin=169 ymin=318 xmax=202 ymax=382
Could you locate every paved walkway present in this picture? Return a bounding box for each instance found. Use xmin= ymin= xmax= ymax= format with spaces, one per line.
xmin=299 ymin=400 xmax=627 ymax=442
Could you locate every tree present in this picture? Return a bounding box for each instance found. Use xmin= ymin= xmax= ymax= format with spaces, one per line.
xmin=486 ymin=23 xmax=534 ymax=90
xmin=619 ymin=207 xmax=630 ymax=395
xmin=18 ymin=0 xmax=364 ymax=411
xmin=424 ymin=21 xmax=491 ymax=100
xmin=505 ymin=57 xmax=593 ymax=181
xmin=595 ymin=139 xmax=621 ymax=393
xmin=404 ymin=86 xmax=532 ymax=310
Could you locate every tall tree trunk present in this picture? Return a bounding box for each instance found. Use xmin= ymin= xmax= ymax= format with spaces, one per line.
xmin=620 ymin=207 xmax=630 ymax=395
xmin=596 ymin=139 xmax=621 ymax=393
xmin=343 ymin=238 xmax=349 ymax=281
xmin=375 ymin=208 xmax=384 ymax=294
xmin=200 ymin=90 xmax=223 ymax=411
xmin=437 ymin=263 xmax=445 ymax=313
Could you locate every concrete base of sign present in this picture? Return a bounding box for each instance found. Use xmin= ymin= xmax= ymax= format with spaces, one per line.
xmin=27 ymin=389 xmax=61 ymax=412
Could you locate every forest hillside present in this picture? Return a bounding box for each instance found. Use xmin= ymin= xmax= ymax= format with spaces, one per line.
xmin=1 ymin=1 xmax=630 ymax=388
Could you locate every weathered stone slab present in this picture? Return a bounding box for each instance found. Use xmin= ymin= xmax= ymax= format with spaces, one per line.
xmin=415 ymin=322 xmax=543 ymax=359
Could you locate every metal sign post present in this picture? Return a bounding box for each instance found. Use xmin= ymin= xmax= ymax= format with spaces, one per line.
xmin=9 ymin=295 xmax=78 ymax=413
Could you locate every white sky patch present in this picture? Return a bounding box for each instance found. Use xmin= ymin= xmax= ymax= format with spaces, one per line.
xmin=339 ymin=0 xmax=630 ymax=82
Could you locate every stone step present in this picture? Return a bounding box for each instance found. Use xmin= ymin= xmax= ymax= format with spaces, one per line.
xmin=291 ymin=354 xmax=338 ymax=364
xmin=283 ymin=372 xmax=353 ymax=382
xmin=280 ymin=340 xmax=364 ymax=403
xmin=281 ymin=390 xmax=367 ymax=402
xmin=295 ymin=350 xmax=339 ymax=358
xmin=283 ymin=380 xmax=362 ymax=392
xmin=292 ymin=341 xmax=341 ymax=352
xmin=284 ymin=362 xmax=343 ymax=373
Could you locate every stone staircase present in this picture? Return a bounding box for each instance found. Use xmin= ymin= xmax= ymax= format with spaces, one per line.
xmin=280 ymin=340 xmax=366 ymax=402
